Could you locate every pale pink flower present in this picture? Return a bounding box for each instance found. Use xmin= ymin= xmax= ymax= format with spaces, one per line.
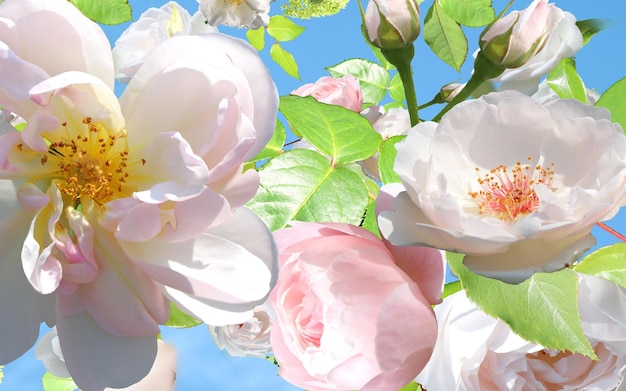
xmin=378 ymin=91 xmax=626 ymax=283
xmin=208 ymin=304 xmax=273 ymax=358
xmin=0 ymin=0 xmax=278 ymax=388
xmin=198 ymin=0 xmax=270 ymax=29
xmin=113 ymin=1 xmax=218 ymax=83
xmin=417 ymin=274 xmax=626 ymax=391
xmin=483 ymin=0 xmax=583 ymax=94
xmin=269 ymin=222 xmax=444 ymax=391
xmin=291 ymin=75 xmax=363 ymax=112
xmin=364 ymin=0 xmax=420 ymax=49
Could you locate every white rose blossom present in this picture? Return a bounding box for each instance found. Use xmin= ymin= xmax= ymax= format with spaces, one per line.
xmin=416 ymin=274 xmax=626 ymax=391
xmin=112 ymin=1 xmax=218 ymax=83
xmin=197 ymin=0 xmax=271 ymax=29
xmin=0 ymin=0 xmax=278 ymax=388
xmin=208 ymin=305 xmax=273 ymax=358
xmin=378 ymin=90 xmax=626 ymax=283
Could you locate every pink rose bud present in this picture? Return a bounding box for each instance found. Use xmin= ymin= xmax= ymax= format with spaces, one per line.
xmin=479 ymin=0 xmax=562 ymax=68
xmin=291 ymin=75 xmax=363 ymax=112
xmin=364 ymin=0 xmax=420 ymax=49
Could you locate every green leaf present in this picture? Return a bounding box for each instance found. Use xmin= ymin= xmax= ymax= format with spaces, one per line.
xmin=424 ymin=1 xmax=468 ymax=72
xmin=266 ymin=15 xmax=305 ymax=42
xmin=439 ymin=0 xmax=494 ymax=27
xmin=68 ymin=0 xmax=131 ymax=25
xmin=42 ymin=372 xmax=77 ymax=391
xmin=448 ymin=253 xmax=596 ymax=359
xmin=442 ymin=280 xmax=462 ymax=299
xmin=388 ymin=72 xmax=406 ymax=103
xmin=546 ymin=58 xmax=588 ymax=104
xmin=398 ymin=381 xmax=422 ymax=391
xmin=270 ymin=43 xmax=300 ymax=79
xmin=596 ymin=76 xmax=626 ymax=136
xmin=250 ymin=120 xmax=286 ymax=162
xmin=279 ymin=96 xmax=382 ymax=164
xmin=574 ymin=243 xmax=626 ymax=289
xmin=576 ymin=19 xmax=609 ymax=46
xmin=247 ymin=149 xmax=369 ymax=231
xmin=165 ymin=302 xmax=202 ymax=328
xmin=327 ymin=59 xmax=390 ymax=105
xmin=378 ymin=135 xmax=405 ymax=185
xmin=383 ymin=101 xmax=406 ymax=110
xmin=246 ymin=26 xmax=265 ymax=51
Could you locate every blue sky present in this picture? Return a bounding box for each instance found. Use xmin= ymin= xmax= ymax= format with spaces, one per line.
xmin=3 ymin=0 xmax=626 ymax=390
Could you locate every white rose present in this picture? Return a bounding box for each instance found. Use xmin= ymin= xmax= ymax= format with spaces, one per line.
xmin=112 ymin=2 xmax=217 ymax=83
xmin=208 ymin=305 xmax=273 ymax=358
xmin=378 ymin=90 xmax=626 ymax=283
xmin=197 ymin=0 xmax=271 ymax=29
xmin=417 ymin=274 xmax=626 ymax=390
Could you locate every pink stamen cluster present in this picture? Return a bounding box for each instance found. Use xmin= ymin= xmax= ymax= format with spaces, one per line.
xmin=469 ymin=157 xmax=554 ymax=222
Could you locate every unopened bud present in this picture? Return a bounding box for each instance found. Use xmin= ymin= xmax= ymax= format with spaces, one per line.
xmin=479 ymin=0 xmax=559 ymax=69
xmin=364 ymin=0 xmax=420 ymax=50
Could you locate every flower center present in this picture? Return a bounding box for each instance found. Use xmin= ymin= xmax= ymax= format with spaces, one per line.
xmin=225 ymin=0 xmax=245 ymax=6
xmin=39 ymin=117 xmax=143 ymax=204
xmin=469 ymin=157 xmax=554 ymax=222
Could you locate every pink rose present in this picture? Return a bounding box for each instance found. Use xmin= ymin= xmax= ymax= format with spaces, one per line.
xmin=269 ymin=222 xmax=444 ymax=391
xmin=291 ymin=75 xmax=363 ymax=112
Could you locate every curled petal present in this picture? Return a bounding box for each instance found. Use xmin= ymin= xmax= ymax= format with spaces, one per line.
xmin=21 ymin=184 xmax=64 ymax=294
xmin=0 ymin=41 xmax=48 ymax=118
xmin=132 ymin=132 xmax=209 ymax=204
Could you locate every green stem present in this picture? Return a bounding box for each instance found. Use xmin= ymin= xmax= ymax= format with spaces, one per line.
xmin=382 ymin=45 xmax=419 ymax=127
xmin=432 ymin=53 xmax=506 ymax=122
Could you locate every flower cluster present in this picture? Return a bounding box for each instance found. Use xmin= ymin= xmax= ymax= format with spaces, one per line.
xmin=3 ymin=0 xmax=626 ymax=390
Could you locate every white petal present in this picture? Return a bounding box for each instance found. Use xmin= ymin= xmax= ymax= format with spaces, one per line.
xmin=0 ymin=0 xmax=114 ymax=87
xmin=0 ymin=210 xmax=55 ymax=364
xmin=56 ymin=309 xmax=158 ymax=391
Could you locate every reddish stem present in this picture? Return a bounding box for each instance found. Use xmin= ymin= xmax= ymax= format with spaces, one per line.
xmin=597 ymin=222 xmax=626 ymax=243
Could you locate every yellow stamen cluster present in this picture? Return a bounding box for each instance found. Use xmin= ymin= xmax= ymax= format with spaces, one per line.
xmin=469 ymin=157 xmax=554 ymax=222
xmin=225 ymin=0 xmax=246 ymax=6
xmin=40 ymin=117 xmax=143 ymax=204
